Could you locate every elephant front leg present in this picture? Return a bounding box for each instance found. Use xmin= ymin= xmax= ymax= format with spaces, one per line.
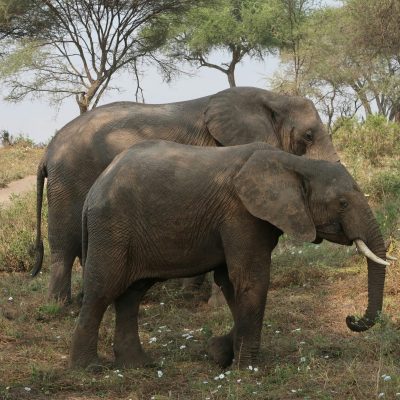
xmin=114 ymin=279 xmax=156 ymax=368
xmin=207 ymin=265 xmax=235 ymax=367
xmin=208 ymin=264 xmax=269 ymax=368
xmin=232 ymin=278 xmax=269 ymax=368
xmin=217 ymin=223 xmax=273 ymax=368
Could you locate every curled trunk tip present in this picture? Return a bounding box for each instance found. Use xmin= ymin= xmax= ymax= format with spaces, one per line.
xmin=346 ymin=315 xmax=375 ymax=332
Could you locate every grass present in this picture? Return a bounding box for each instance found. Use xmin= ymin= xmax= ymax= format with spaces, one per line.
xmin=1 ymin=128 xmax=400 ymax=398
xmin=0 ymin=142 xmax=44 ymax=188
xmin=1 ymin=247 xmax=400 ymax=399
xmin=0 ymin=190 xmax=49 ymax=273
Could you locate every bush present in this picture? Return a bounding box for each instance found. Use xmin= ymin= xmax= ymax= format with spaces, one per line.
xmin=334 ymin=114 xmax=400 ymax=165
xmin=0 ymin=191 xmax=48 ymax=273
xmin=364 ymin=168 xmax=400 ymax=201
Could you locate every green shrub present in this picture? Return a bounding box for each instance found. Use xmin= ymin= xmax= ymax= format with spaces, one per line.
xmin=334 ymin=114 xmax=400 ymax=165
xmin=364 ymin=168 xmax=400 ymax=201
xmin=0 ymin=191 xmax=48 ymax=272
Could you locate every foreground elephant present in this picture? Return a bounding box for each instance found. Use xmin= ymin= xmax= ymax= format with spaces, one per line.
xmin=70 ymin=140 xmax=388 ymax=369
xmin=33 ymin=87 xmax=339 ymax=302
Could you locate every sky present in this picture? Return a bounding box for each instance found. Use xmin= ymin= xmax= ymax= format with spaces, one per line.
xmin=0 ymin=54 xmax=279 ymax=144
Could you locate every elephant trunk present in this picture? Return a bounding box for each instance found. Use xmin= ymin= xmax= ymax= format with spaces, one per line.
xmin=346 ymin=211 xmax=387 ymax=332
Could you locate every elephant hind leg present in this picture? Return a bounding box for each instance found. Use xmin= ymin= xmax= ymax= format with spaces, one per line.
xmin=70 ymin=296 xmax=109 ymax=369
xmin=48 ymin=250 xmax=77 ymax=303
xmin=114 ymin=279 xmax=156 ymax=368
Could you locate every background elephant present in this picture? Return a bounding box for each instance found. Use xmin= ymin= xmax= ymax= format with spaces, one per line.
xmin=32 ymin=86 xmax=339 ymax=302
xmin=70 ymin=140 xmax=388 ymax=369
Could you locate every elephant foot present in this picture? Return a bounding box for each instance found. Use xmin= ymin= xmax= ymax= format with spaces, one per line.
xmin=207 ymin=334 xmax=234 ymax=368
xmin=70 ymin=352 xmax=100 ymax=370
xmin=48 ymin=286 xmax=72 ymax=304
xmin=115 ymin=349 xmax=155 ymax=369
xmin=207 ymin=284 xmax=226 ymax=308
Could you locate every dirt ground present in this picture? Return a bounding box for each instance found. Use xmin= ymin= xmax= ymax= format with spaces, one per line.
xmin=0 ymin=175 xmax=36 ymax=206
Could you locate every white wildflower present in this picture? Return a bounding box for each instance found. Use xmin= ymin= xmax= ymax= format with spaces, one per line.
xmin=149 ymin=337 xmax=157 ymax=343
xmin=8 ymin=296 xmax=13 ymax=302
xmin=300 ymin=357 xmax=306 ymax=363
xmin=157 ymin=370 xmax=163 ymax=378
xmin=24 ymin=387 xmax=31 ymax=391
xmin=179 ymin=345 xmax=186 ymax=349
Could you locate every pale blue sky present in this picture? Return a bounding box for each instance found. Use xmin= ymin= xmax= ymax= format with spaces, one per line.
xmin=0 ymin=54 xmax=278 ymax=143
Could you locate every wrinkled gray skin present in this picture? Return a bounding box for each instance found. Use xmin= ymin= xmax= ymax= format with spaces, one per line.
xmin=70 ymin=140 xmax=387 ymax=370
xmin=33 ymin=87 xmax=339 ymax=302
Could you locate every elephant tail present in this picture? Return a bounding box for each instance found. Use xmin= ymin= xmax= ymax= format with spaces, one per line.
xmin=31 ymin=161 xmax=47 ymax=277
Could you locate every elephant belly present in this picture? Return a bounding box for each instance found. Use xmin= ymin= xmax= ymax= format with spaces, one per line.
xmin=132 ymin=234 xmax=225 ymax=280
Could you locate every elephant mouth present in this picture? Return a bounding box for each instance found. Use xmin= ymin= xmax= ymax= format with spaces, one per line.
xmin=315 ymin=222 xmax=353 ymax=246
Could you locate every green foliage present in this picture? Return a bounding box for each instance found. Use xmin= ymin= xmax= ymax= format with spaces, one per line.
xmin=38 ymin=302 xmax=62 ymax=316
xmin=0 ymin=190 xmax=48 ymax=272
xmin=163 ymin=0 xmax=282 ymax=85
xmin=345 ymin=0 xmax=400 ymax=58
xmin=334 ymin=115 xmax=400 ymax=165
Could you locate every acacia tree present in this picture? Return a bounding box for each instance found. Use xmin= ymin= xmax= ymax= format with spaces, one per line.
xmin=346 ymin=0 xmax=400 ymax=122
xmin=0 ymin=0 xmax=52 ymax=40
xmin=271 ymin=4 xmax=400 ymax=129
xmin=0 ymin=0 xmax=196 ymax=113
xmin=164 ymin=0 xmax=281 ymax=87
xmin=272 ymin=0 xmax=320 ymax=96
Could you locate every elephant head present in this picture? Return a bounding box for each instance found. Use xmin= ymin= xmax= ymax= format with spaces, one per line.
xmin=234 ymin=150 xmax=388 ymax=332
xmin=205 ymin=87 xmax=339 ymax=162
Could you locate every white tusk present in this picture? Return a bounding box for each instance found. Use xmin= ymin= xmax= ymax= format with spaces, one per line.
xmin=386 ymin=255 xmax=397 ymax=261
xmin=355 ymin=239 xmax=390 ymax=266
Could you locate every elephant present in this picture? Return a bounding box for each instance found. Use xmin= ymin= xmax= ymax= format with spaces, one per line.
xmin=70 ymin=140 xmax=389 ymax=369
xmin=32 ymin=86 xmax=339 ymax=302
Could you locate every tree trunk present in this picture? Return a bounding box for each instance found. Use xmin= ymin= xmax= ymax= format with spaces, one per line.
xmin=76 ymin=93 xmax=88 ymax=114
xmin=227 ymin=69 xmax=236 ymax=88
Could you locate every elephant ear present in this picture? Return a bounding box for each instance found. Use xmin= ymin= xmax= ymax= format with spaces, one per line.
xmin=205 ymin=87 xmax=284 ymax=146
xmin=234 ymin=150 xmax=316 ymax=242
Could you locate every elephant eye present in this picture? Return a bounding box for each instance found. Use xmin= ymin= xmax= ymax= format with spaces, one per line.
xmin=304 ymin=130 xmax=313 ymax=142
xmin=340 ymin=199 xmax=349 ymax=209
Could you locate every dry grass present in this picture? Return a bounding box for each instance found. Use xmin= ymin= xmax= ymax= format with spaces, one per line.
xmin=0 ymin=144 xmax=44 ymax=188
xmin=1 ymin=237 xmax=400 ymax=399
